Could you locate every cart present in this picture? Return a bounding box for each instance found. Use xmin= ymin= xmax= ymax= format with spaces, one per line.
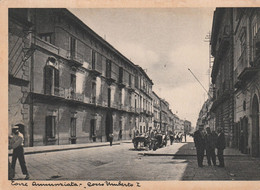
xmin=132 ymin=136 xmax=152 ymax=150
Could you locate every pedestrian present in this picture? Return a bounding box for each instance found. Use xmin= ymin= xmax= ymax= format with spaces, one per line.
xmin=109 ymin=133 xmax=114 ymax=146
xmin=169 ymin=131 xmax=174 ymax=145
xmin=10 ymin=126 xmax=30 ymax=180
xmin=216 ymin=127 xmax=226 ymax=167
xmin=205 ymin=127 xmax=216 ymax=166
xmin=193 ymin=125 xmax=205 ymax=167
xmin=118 ymin=129 xmax=122 ymax=141
xmin=184 ymin=132 xmax=187 ymax=142
xmin=239 ymin=130 xmax=244 ymax=153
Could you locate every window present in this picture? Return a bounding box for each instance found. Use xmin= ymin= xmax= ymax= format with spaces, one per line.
xmin=251 ymin=15 xmax=260 ymax=59
xmin=46 ymin=116 xmax=56 ymax=139
xmin=119 ymin=67 xmax=123 ymax=83
xmin=70 ymin=74 xmax=76 ymax=97
xmin=92 ymin=50 xmax=96 ymax=70
xmin=70 ymin=37 xmax=76 ymax=58
xmin=70 ymin=118 xmax=76 ymax=137
xmin=90 ymin=119 xmax=96 ymax=137
xmin=108 ymin=88 xmax=111 ymax=107
xmin=40 ymin=33 xmax=52 ymax=44
xmin=129 ymin=74 xmax=132 ymax=87
xmin=44 ymin=66 xmax=59 ymax=96
xmin=129 ymin=93 xmax=131 ymax=107
xmin=91 ymin=82 xmax=96 ymax=103
xmin=106 ymin=59 xmax=112 ymax=78
xmin=135 ymin=75 xmax=138 ymax=88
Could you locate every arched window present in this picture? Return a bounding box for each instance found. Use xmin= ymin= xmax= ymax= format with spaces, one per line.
xmin=44 ymin=57 xmax=59 ymax=95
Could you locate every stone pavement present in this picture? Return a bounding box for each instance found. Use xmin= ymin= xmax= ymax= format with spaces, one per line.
xmin=139 ymin=136 xmax=260 ymax=180
xmin=8 ymin=136 xmax=260 ymax=180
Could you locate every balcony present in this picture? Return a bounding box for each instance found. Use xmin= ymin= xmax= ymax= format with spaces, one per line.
xmin=126 ymin=85 xmax=135 ymax=93
xmin=67 ymin=52 xmax=83 ymax=67
xmin=118 ymin=81 xmax=126 ymax=89
xmin=35 ymin=37 xmax=83 ymax=67
xmin=106 ymin=77 xmax=116 ymax=86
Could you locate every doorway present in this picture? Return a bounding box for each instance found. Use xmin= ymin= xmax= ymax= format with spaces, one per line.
xmin=105 ymin=112 xmax=113 ymax=142
xmin=252 ymin=94 xmax=260 ymax=157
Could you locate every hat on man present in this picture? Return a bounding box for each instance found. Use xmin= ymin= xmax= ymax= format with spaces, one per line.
xmin=12 ymin=126 xmax=19 ymax=133
xmin=12 ymin=126 xmax=19 ymax=129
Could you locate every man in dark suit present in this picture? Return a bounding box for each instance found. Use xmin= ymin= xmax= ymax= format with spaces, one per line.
xmin=216 ymin=127 xmax=226 ymax=167
xmin=205 ymin=127 xmax=216 ymax=166
xmin=193 ymin=125 xmax=205 ymax=167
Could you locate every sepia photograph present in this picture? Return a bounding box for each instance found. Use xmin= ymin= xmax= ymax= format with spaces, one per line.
xmin=3 ymin=2 xmax=260 ymax=189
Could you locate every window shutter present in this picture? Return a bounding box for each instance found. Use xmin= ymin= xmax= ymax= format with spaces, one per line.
xmin=46 ymin=116 xmax=52 ymax=138
xmin=44 ymin=66 xmax=53 ymax=95
xmin=54 ymin=69 xmax=59 ymax=95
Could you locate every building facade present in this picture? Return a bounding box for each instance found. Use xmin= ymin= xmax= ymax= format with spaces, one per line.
xmin=210 ymin=8 xmax=260 ymax=157
xmin=233 ymin=8 xmax=260 ymax=156
xmin=211 ymin=8 xmax=234 ymax=147
xmin=9 ymin=8 xmax=155 ymax=146
xmin=9 ymin=8 xmax=191 ymax=147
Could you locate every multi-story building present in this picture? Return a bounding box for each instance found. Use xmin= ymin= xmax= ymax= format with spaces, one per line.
xmin=233 ymin=8 xmax=260 ymax=156
xmin=8 ymin=8 xmax=155 ymax=146
xmin=211 ymin=8 xmax=234 ymax=147
xmin=9 ymin=9 xmax=34 ymax=147
xmin=152 ymin=91 xmax=161 ymax=130
xmin=136 ymin=66 xmax=153 ymax=134
xmin=168 ymin=109 xmax=175 ymax=133
xmin=160 ymin=99 xmax=169 ymax=132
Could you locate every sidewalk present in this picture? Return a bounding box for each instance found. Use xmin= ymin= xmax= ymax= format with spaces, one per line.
xmin=140 ymin=141 xmax=248 ymax=157
xmin=8 ymin=140 xmax=132 ymax=156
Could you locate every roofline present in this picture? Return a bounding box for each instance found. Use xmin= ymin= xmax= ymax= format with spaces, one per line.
xmin=61 ymin=9 xmax=139 ymax=71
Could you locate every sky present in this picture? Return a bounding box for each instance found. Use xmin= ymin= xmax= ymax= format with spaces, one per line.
xmin=69 ymin=8 xmax=215 ymax=127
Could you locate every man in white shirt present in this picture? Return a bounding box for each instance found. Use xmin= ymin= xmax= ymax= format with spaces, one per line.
xmin=10 ymin=126 xmax=29 ymax=180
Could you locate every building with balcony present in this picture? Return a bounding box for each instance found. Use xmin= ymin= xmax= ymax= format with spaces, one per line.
xmin=135 ymin=66 xmax=153 ymax=134
xmin=152 ymin=91 xmax=161 ymax=130
xmin=211 ymin=8 xmax=234 ymax=147
xmin=160 ymin=99 xmax=169 ymax=132
xmin=233 ymin=8 xmax=260 ymax=157
xmin=9 ymin=8 xmax=155 ymax=146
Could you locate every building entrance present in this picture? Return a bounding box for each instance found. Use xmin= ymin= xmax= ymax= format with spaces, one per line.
xmin=105 ymin=112 xmax=113 ymax=142
xmin=252 ymin=94 xmax=259 ymax=157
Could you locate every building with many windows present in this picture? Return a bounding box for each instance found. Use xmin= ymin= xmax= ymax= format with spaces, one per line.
xmin=210 ymin=8 xmax=260 ymax=157
xmin=211 ymin=8 xmax=234 ymax=147
xmin=232 ymin=8 xmax=260 ymax=156
xmin=9 ymin=8 xmax=191 ymax=147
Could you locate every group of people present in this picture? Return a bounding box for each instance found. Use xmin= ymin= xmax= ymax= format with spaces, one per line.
xmin=193 ymin=126 xmax=225 ymax=167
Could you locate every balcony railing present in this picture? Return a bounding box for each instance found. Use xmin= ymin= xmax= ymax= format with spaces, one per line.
xmin=35 ymin=37 xmax=83 ymax=67
xmin=68 ymin=51 xmax=84 ymax=66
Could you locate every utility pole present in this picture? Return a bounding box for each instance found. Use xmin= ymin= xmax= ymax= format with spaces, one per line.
xmin=188 ymin=68 xmax=212 ymax=99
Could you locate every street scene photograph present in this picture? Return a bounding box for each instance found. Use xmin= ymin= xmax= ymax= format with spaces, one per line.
xmin=7 ymin=7 xmax=260 ymax=182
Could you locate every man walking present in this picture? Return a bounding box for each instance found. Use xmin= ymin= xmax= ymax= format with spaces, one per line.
xmin=10 ymin=126 xmax=30 ymax=180
xmin=205 ymin=127 xmax=216 ymax=166
xmin=216 ymin=127 xmax=226 ymax=167
xmin=193 ymin=125 xmax=205 ymax=167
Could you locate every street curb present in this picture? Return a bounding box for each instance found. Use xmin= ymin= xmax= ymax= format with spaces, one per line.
xmin=8 ymin=142 xmax=121 ymax=156
xmin=139 ymin=153 xmax=249 ymax=157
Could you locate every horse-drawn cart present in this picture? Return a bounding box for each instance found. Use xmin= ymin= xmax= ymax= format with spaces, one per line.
xmin=132 ymin=136 xmax=152 ymax=150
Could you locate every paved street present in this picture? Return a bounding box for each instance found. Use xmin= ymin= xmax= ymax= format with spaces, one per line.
xmin=9 ymin=136 xmax=260 ymax=181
